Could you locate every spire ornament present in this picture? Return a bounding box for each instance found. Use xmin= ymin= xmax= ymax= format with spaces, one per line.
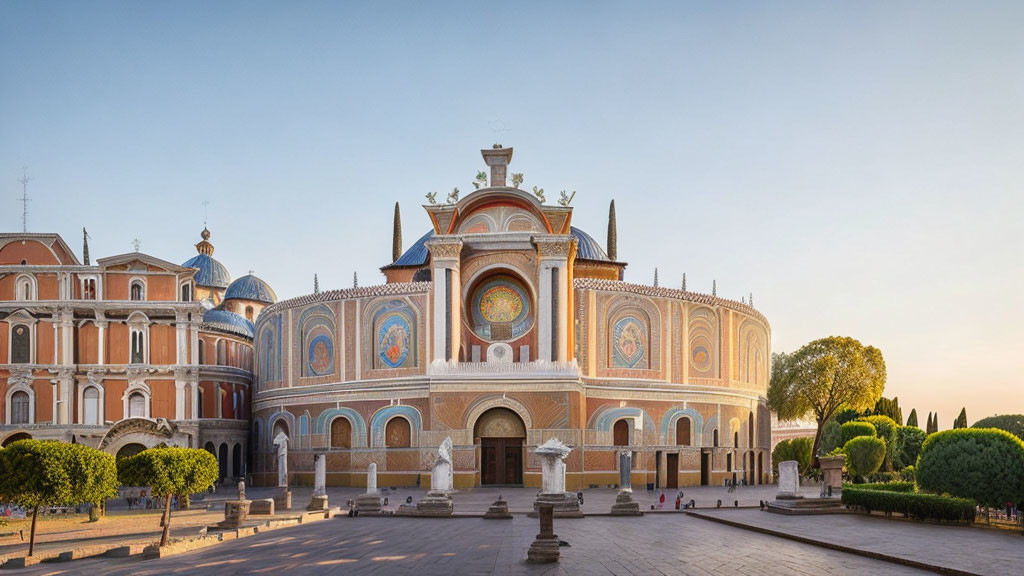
xmin=712 ymin=279 xmax=717 ymax=297
xmin=82 ymin=227 xmax=91 ymax=265
xmin=195 ymin=228 xmax=215 ymax=256
xmin=607 ymin=199 xmax=617 ymax=261
xmin=653 ymin=268 xmax=659 ymax=287
xmin=314 ymin=274 xmax=320 ymax=294
xmin=681 ymin=273 xmax=687 ymax=291
xmin=392 ymin=202 xmax=402 ymax=263
xmin=353 ymin=271 xmax=359 ymax=289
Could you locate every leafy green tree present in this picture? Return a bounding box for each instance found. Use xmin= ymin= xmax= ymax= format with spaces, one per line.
xmin=841 ymin=421 xmax=876 ymax=445
xmin=972 ymin=414 xmax=1024 ymax=440
xmin=0 ymin=440 xmax=117 ymax=556
xmin=771 ymin=437 xmax=813 ymax=477
xmin=818 ymin=419 xmax=843 ymax=456
xmin=859 ymin=415 xmax=899 ymax=471
xmin=834 ymin=408 xmax=862 ymax=425
xmin=906 ymin=409 xmax=918 ymax=428
xmin=897 ymin=426 xmax=926 ymax=469
xmin=843 ymin=436 xmax=887 ymax=481
xmin=953 ymin=408 xmax=968 ymax=429
xmin=870 ymin=397 xmax=903 ymax=425
xmin=118 ymin=447 xmax=218 ymax=546
xmin=768 ymin=337 xmax=886 ymax=468
xmin=916 ymin=429 xmax=1024 ymax=508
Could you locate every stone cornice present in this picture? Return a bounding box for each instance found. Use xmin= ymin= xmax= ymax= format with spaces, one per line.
xmin=260 ymin=282 xmax=430 ymax=317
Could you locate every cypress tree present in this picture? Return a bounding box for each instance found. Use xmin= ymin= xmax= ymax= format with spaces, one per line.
xmin=392 ymin=202 xmax=402 ymax=263
xmin=607 ymin=199 xmax=617 ymax=261
xmin=906 ymin=408 xmax=918 ymax=428
xmin=955 ymin=407 xmax=968 ymax=429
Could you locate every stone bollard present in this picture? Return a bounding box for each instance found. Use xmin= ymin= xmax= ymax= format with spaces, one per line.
xmin=527 ymin=503 xmax=560 ymax=563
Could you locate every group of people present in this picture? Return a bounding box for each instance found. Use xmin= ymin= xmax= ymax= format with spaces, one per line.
xmin=121 ymin=488 xmax=183 ymax=511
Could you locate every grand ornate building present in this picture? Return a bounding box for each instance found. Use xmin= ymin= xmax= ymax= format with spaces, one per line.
xmin=0 ymin=228 xmax=272 ymax=483
xmin=251 ymin=146 xmax=772 ymax=490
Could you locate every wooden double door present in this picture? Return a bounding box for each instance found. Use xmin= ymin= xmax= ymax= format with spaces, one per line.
xmin=481 ymin=437 xmax=523 ymax=485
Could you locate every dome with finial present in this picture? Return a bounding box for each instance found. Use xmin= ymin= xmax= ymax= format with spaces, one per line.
xmin=225 ymin=272 xmax=277 ymax=304
xmin=182 ymin=228 xmax=231 ymax=288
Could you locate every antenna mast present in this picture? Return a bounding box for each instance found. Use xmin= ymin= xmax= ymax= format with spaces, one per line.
xmin=17 ymin=167 xmax=32 ymax=233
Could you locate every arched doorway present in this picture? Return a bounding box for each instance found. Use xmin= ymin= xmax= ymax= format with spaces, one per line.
xmin=232 ymin=444 xmax=243 ymax=479
xmin=115 ymin=442 xmax=146 ymax=460
xmin=474 ymin=407 xmax=526 ymax=486
xmin=218 ymin=443 xmax=229 ymax=481
xmin=1 ymin=432 xmax=31 ymax=447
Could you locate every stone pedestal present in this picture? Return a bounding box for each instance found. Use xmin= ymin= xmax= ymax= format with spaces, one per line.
xmin=819 ymin=455 xmax=845 ymax=496
xmin=415 ymin=490 xmax=454 ymax=517
xmin=530 ymin=491 xmax=582 ymax=518
xmin=217 ymin=500 xmax=251 ymax=529
xmin=775 ymin=460 xmax=802 ymax=500
xmin=273 ymin=488 xmax=292 ymax=511
xmin=483 ymin=497 xmax=512 ymax=519
xmin=526 ymin=504 xmax=560 ymax=564
xmin=307 ymin=495 xmax=329 ymax=512
xmin=354 ymin=493 xmax=384 ymax=516
xmin=610 ymin=490 xmax=642 ymax=516
xmin=250 ymin=498 xmax=275 ymax=515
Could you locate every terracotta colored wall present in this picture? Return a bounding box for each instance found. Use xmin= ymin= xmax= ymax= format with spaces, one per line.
xmin=0 ymin=275 xmax=14 ymax=299
xmin=78 ymin=323 xmax=99 ymax=364
xmin=105 ymin=380 xmax=127 ymax=421
xmin=108 ymin=323 xmax=129 ymax=364
xmin=149 ymin=324 xmax=176 ymax=364
xmin=200 ymin=382 xmax=217 ymax=418
xmin=148 ymin=276 xmax=177 ymax=301
xmin=37 ymin=322 xmax=54 ymax=364
xmin=36 ymin=274 xmax=59 ymax=299
xmin=0 ymin=323 xmax=7 ymax=363
xmin=151 ymin=380 xmax=175 ymax=418
xmin=0 ymin=240 xmax=60 ymax=265
xmin=34 ymin=379 xmax=53 ymax=423
xmin=221 ymin=384 xmax=233 ymax=419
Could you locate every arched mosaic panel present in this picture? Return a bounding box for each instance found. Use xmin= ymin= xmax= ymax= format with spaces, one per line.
xmin=610 ymin=314 xmax=648 ymax=369
xmin=369 ymin=405 xmax=422 ymax=448
xmin=660 ymin=407 xmax=704 ymax=446
xmin=469 ymin=275 xmax=533 ymax=342
xmin=738 ymin=319 xmax=767 ymax=386
xmin=372 ymin=300 xmax=417 ymax=369
xmin=315 ymin=407 xmax=368 ymax=448
xmin=257 ymin=314 xmax=282 ymax=382
xmin=688 ymin=307 xmax=717 ymax=378
xmin=590 ymin=406 xmax=656 ymax=434
xmin=299 ymin=304 xmax=336 ymax=377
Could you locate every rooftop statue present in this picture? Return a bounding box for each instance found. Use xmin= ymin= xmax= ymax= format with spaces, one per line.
xmin=425 ymin=191 xmax=437 ymax=205
xmin=511 ymin=173 xmax=524 ymax=189
xmin=473 ymin=171 xmax=488 ymax=189
xmin=447 ymin=187 xmax=460 ymax=204
xmin=532 ymin=186 xmax=545 ymax=204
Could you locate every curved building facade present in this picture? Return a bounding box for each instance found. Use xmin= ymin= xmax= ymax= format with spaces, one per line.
xmin=251 ymin=146 xmax=771 ymax=490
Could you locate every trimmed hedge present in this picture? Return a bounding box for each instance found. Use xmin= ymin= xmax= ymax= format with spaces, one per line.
xmin=850 ymin=481 xmax=915 ymax=493
xmin=917 ymin=428 xmax=1024 ymax=508
xmin=844 ymin=435 xmax=886 ymax=478
xmin=841 ymin=421 xmax=876 ymax=445
xmin=842 ymin=486 xmax=975 ymax=523
xmin=859 ymin=415 xmax=899 ymax=471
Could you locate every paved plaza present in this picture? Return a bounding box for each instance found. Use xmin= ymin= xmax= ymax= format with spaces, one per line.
xmin=14 ymin=514 xmax=934 ymax=576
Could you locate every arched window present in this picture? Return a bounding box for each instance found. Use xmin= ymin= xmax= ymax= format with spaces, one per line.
xmin=130 ymin=281 xmax=144 ymax=301
xmin=130 ymin=330 xmax=145 ymax=364
xmin=11 ymin=324 xmax=31 ymax=364
xmin=245 ymin=306 xmax=254 ymax=321
xmin=82 ymin=278 xmax=97 ymax=300
xmin=331 ymin=417 xmax=352 ymax=449
xmin=196 ymin=387 xmax=204 ymax=418
xmin=613 ymin=419 xmax=630 ymax=447
xmin=11 ymin=391 xmax=30 ymax=425
xmin=198 ymin=340 xmax=205 ymax=364
xmin=128 ymin=392 xmax=146 ymax=418
xmin=83 ymin=387 xmax=100 ymax=425
xmin=748 ymin=413 xmax=754 ymax=447
xmin=15 ymin=275 xmax=35 ymax=301
xmin=676 ymin=418 xmax=691 ymax=446
xmin=385 ymin=417 xmax=411 ymax=448
xmin=181 ymin=284 xmax=192 ymax=302
xmin=734 ymin=431 xmax=739 ymax=448
xmin=216 ymin=340 xmax=226 ymax=365
xmin=713 ymin=429 xmax=719 ymax=447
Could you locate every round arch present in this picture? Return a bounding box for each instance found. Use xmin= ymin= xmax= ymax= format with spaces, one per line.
xmin=465 ymin=395 xmax=534 ymax=431
xmin=1 ymin=431 xmax=31 ymax=447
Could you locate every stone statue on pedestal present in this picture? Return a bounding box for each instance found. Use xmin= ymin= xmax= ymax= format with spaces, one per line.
xmin=307 ymin=453 xmax=328 ymax=511
xmin=531 ymin=438 xmax=582 ymax=518
xmin=354 ymin=462 xmax=384 ymax=516
xmin=610 ymin=450 xmax=641 ymax=516
xmin=272 ymin=432 xmax=292 ymax=510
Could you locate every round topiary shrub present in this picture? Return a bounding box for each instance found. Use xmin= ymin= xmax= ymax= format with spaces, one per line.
xmin=841 ymin=421 xmax=876 ymax=446
xmin=859 ymin=415 xmax=899 ymax=471
xmin=897 ymin=426 xmax=926 ymax=469
xmin=916 ymin=428 xmax=1024 ymax=508
xmin=844 ymin=435 xmax=886 ymax=480
xmin=771 ymin=437 xmax=813 ymax=476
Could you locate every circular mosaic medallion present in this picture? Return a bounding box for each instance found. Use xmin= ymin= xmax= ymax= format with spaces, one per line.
xmin=691 ymin=344 xmax=712 ymax=372
xmin=470 ymin=275 xmax=532 ymax=341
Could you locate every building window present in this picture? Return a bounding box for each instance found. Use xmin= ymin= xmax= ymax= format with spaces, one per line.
xmin=734 ymin=431 xmax=740 ymax=448
xmin=130 ymin=280 xmax=145 ymax=301
xmin=385 ymin=417 xmax=411 ymax=448
xmin=613 ymin=419 xmax=630 ymax=446
xmin=713 ymin=429 xmax=719 ymax=447
xmin=11 ymin=391 xmax=31 ymax=425
xmin=128 ymin=392 xmax=146 ymax=418
xmin=676 ymin=418 xmax=691 ymax=447
xmin=727 ymin=452 xmax=733 ymax=471
xmin=130 ymin=330 xmax=145 ymax=364
xmin=11 ymin=324 xmax=31 ymax=364
xmin=83 ymin=387 xmax=100 ymax=425
xmin=245 ymin=306 xmax=254 ymax=321
xmin=196 ymin=387 xmax=204 ymax=418
xmin=82 ymin=278 xmax=97 ymax=300
xmin=331 ymin=417 xmax=352 ymax=449
xmin=181 ymin=284 xmax=192 ymax=302
xmin=198 ymin=339 xmax=205 ymax=364
xmin=15 ymin=275 xmax=35 ymax=301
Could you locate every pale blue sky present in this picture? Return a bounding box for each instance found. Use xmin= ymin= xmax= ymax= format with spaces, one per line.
xmin=2 ymin=1 xmax=1021 ymax=427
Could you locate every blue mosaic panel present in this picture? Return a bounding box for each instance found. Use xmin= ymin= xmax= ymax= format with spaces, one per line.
xmin=611 ymin=315 xmax=648 ymax=369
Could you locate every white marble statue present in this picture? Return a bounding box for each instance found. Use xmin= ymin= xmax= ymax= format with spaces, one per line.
xmin=534 ymin=438 xmax=573 ymax=495
xmin=367 ymin=462 xmax=378 ymax=494
xmin=273 ymin=431 xmax=289 ymax=488
xmin=619 ymin=450 xmax=632 ymax=492
xmin=431 ymin=436 xmax=454 ymax=492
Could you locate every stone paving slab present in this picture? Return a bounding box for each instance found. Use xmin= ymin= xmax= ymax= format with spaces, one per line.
xmin=13 ymin=514 xmax=932 ymax=575
xmin=689 ymin=508 xmax=1024 ymax=576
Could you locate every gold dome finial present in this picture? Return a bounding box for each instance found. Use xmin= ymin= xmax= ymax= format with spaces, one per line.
xmin=196 ymin=228 xmax=214 ymax=255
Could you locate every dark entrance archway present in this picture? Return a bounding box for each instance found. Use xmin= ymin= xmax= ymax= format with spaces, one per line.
xmin=115 ymin=442 xmax=146 ymax=460
xmin=474 ymin=407 xmax=526 ymax=486
xmin=1 ymin=432 xmax=31 ymax=447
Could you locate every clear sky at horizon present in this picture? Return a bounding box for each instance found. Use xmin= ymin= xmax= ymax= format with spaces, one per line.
xmin=2 ymin=1 xmax=1021 ymax=429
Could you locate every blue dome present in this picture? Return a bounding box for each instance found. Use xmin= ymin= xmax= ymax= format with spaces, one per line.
xmin=571 ymin=227 xmax=610 ymax=261
xmin=202 ymin=307 xmax=255 ymax=338
xmin=387 ymin=230 xmax=434 ymax=268
xmin=182 ymin=253 xmax=231 ymax=289
xmin=225 ymin=274 xmax=277 ymax=304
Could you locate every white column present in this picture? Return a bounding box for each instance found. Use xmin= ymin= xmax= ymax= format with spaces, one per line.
xmin=175 ymin=312 xmax=188 ymax=365
xmin=555 ymin=263 xmax=568 ymax=362
xmin=96 ymin=321 xmax=107 ymax=366
xmin=190 ymin=381 xmax=199 ymax=419
xmin=431 ymin=264 xmax=448 ymax=362
xmin=534 ymin=237 xmax=571 ymax=363
xmin=189 ymin=325 xmax=200 ymax=365
xmin=537 ymin=261 xmax=552 ymax=362
xmin=214 ymin=382 xmax=222 ymax=419
xmin=174 ymin=380 xmax=186 ymax=420
xmin=427 ymin=238 xmax=462 ymax=362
